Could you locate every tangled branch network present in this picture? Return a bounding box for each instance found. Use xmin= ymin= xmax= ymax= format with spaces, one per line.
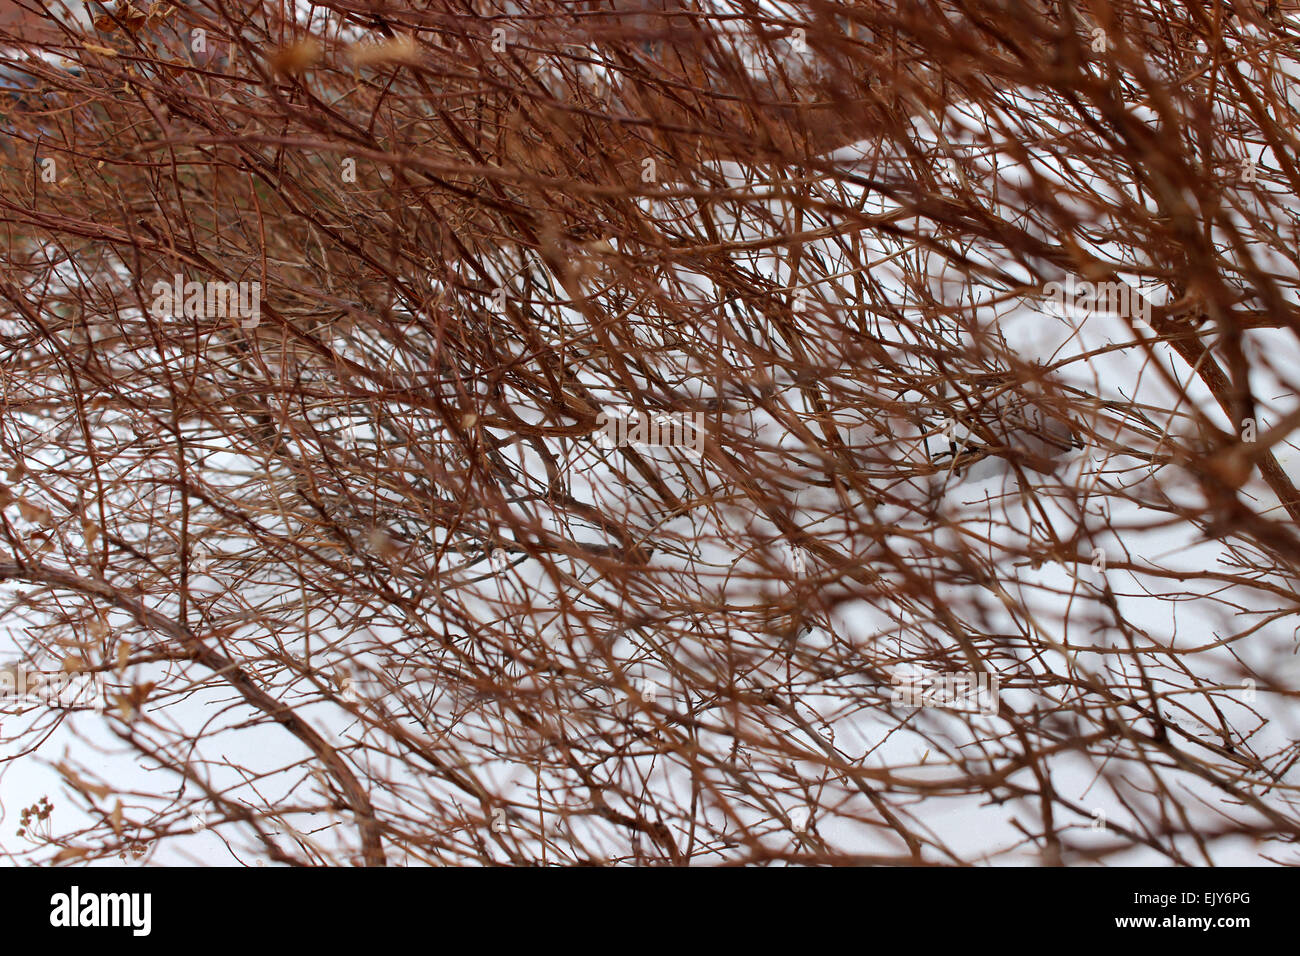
xmin=1 ymin=0 xmax=1300 ymax=866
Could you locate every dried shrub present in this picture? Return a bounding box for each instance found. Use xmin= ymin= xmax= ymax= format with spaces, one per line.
xmin=0 ymin=0 xmax=1299 ymax=865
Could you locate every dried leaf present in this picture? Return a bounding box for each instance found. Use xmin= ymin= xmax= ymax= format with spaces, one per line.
xmin=56 ymin=762 xmax=112 ymax=800
xmin=54 ymin=635 xmax=94 ymax=650
xmin=270 ymin=40 xmax=323 ymax=75
xmin=17 ymin=500 xmax=53 ymax=526
xmin=349 ymin=37 xmax=419 ymax=67
xmin=121 ymin=5 xmax=148 ymax=32
xmin=113 ymin=694 xmax=135 ymax=721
